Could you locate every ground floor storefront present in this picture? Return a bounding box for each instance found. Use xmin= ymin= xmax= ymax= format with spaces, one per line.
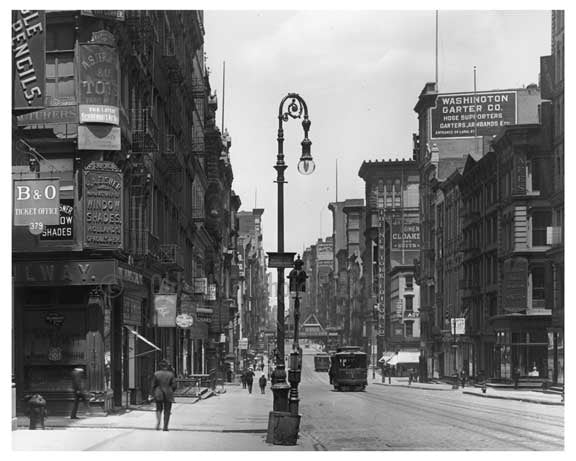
xmin=12 ymin=258 xmax=212 ymax=415
xmin=489 ymin=313 xmax=552 ymax=381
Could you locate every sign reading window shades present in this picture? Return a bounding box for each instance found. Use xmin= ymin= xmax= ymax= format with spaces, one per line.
xmin=13 ymin=179 xmax=60 ymax=233
xmin=40 ymin=199 xmax=74 ymax=240
xmin=83 ymin=161 xmax=123 ymax=249
xmin=430 ymin=91 xmax=517 ymax=139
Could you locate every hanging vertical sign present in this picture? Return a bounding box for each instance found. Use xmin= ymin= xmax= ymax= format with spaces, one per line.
xmin=83 ymin=161 xmax=123 ymax=249
xmin=377 ymin=196 xmax=386 ymax=335
xmin=77 ymin=30 xmax=120 ymax=124
xmin=12 ymin=10 xmax=46 ymax=111
xmin=154 ymin=294 xmax=177 ymax=327
xmin=207 ymin=284 xmax=217 ymax=301
xmin=76 ymin=29 xmax=121 ymax=151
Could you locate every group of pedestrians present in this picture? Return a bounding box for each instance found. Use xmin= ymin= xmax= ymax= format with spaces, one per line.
xmin=240 ymin=367 xmax=268 ymax=394
xmin=62 ymin=358 xmax=267 ymax=433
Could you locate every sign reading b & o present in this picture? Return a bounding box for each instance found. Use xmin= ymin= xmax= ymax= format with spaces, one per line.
xmin=13 ymin=178 xmax=60 ymax=234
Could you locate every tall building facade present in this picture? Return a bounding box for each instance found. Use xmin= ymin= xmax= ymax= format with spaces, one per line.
xmin=237 ymin=209 xmax=269 ymax=362
xmin=433 ymin=169 xmax=464 ymax=378
xmin=12 ymin=10 xmax=240 ymax=414
xmin=541 ymin=10 xmax=564 ymax=386
xmin=358 ymin=160 xmax=421 ymax=363
xmin=328 ymin=199 xmax=364 ymax=346
xmin=413 ymin=82 xmax=542 ymax=379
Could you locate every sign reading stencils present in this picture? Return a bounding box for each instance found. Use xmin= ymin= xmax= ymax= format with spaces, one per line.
xmin=12 ymin=10 xmax=46 ymax=111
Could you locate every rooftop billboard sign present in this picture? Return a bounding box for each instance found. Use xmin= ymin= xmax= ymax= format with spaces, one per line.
xmin=429 ymin=90 xmax=517 ymax=139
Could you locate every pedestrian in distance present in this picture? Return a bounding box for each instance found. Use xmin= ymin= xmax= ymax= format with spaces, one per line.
xmin=460 ymin=369 xmax=467 ymax=388
xmin=151 ymin=359 xmax=177 ymax=431
xmin=512 ymin=366 xmax=521 ymax=389
xmin=245 ymin=367 xmax=255 ymax=394
xmin=241 ymin=369 xmax=247 ymax=389
xmin=259 ymin=374 xmax=267 ymax=394
xmin=70 ymin=367 xmax=92 ymax=419
xmin=408 ymin=369 xmax=414 ymax=385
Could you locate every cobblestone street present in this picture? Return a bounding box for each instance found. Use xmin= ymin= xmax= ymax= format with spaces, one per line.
xmin=13 ymin=349 xmax=564 ymax=451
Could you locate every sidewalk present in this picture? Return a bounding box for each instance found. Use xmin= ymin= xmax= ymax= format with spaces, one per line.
xmin=368 ymin=371 xmax=564 ymax=406
xmin=14 ymin=382 xmax=317 ymax=450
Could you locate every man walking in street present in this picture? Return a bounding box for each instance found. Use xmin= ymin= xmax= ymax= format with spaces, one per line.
xmin=259 ymin=374 xmax=267 ymax=394
xmin=151 ymin=359 xmax=177 ymax=431
xmin=245 ymin=367 xmax=255 ymax=394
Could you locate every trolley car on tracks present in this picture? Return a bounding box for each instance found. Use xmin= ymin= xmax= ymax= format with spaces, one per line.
xmin=314 ymin=353 xmax=331 ymax=372
xmin=329 ymin=346 xmax=367 ymax=391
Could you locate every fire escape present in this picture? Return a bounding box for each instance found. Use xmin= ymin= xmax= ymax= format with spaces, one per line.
xmin=126 ymin=11 xmax=157 ymax=74
xmin=156 ymin=20 xmax=186 ymax=273
xmin=129 ymin=106 xmax=159 ymax=262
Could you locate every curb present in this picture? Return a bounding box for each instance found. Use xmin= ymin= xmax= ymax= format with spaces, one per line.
xmin=371 ymin=382 xmax=454 ymax=391
xmin=15 ymin=423 xmax=268 ymax=433
xmin=462 ymin=390 xmax=564 ymax=406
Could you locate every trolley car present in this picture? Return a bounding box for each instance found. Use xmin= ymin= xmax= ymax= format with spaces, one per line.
xmin=314 ymin=353 xmax=331 ymax=372
xmin=329 ymin=346 xmax=367 ymax=391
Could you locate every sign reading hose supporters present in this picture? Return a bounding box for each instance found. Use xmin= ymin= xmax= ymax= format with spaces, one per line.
xmin=154 ymin=294 xmax=177 ymax=327
xmin=430 ymin=90 xmax=517 ymax=138
xmin=83 ymin=161 xmax=123 ymax=249
xmin=13 ymin=179 xmax=60 ymax=234
xmin=12 ymin=10 xmax=45 ymax=111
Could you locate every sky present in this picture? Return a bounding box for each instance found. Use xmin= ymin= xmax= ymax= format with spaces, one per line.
xmin=203 ymin=8 xmax=552 ymax=262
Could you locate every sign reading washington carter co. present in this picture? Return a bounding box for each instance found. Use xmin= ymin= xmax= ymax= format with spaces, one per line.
xmin=430 ymin=90 xmax=517 ymax=138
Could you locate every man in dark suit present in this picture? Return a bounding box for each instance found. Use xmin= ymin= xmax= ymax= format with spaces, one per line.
xmin=70 ymin=368 xmax=91 ymax=419
xmin=151 ymin=359 xmax=177 ymax=431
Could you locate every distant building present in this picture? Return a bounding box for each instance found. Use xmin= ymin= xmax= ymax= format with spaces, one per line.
xmin=541 ymin=10 xmax=564 ymax=386
xmin=237 ymin=209 xmax=268 ymax=359
xmin=358 ymin=159 xmax=420 ymax=364
xmin=413 ymin=82 xmax=542 ymax=380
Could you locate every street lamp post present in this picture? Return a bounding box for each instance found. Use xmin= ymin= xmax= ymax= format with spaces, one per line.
xmin=266 ymin=93 xmax=314 ymax=446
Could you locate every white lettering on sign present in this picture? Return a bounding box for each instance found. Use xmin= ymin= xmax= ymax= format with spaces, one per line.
xmin=14 ymin=179 xmax=61 ymax=227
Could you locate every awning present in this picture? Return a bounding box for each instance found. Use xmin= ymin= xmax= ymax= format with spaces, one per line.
xmin=379 ymin=351 xmax=420 ymax=366
xmin=124 ymin=326 xmax=161 ymax=358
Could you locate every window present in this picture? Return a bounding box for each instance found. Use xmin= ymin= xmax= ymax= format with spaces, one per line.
xmin=404 ymin=295 xmax=414 ymax=311
xmin=385 ymin=180 xmax=393 ymax=207
xmin=394 ymin=179 xmax=402 ymax=208
xmin=405 ymin=321 xmax=413 ymax=337
xmin=405 ymin=275 xmax=413 ymax=290
xmin=532 ymin=211 xmax=551 ymax=246
xmin=46 ymin=22 xmax=75 ymax=106
xmin=531 ymin=266 xmax=546 ymax=308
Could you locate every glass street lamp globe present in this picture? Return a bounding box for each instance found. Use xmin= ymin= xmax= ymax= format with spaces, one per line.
xmin=297 ymin=157 xmax=316 ymax=175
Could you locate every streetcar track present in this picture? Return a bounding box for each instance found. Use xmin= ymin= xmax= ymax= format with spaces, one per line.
xmin=303 ymin=366 xmax=563 ymax=431
xmin=299 ymin=355 xmax=563 ymax=450
xmin=342 ymin=386 xmax=564 ymax=450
